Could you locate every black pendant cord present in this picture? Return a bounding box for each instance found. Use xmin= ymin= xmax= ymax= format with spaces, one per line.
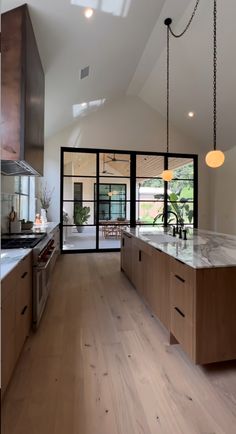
xmin=166 ymin=24 xmax=170 ymax=154
xmin=168 ymin=0 xmax=200 ymax=38
xmin=213 ymin=0 xmax=217 ymax=151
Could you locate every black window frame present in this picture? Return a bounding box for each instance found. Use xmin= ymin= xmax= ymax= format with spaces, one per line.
xmin=94 ymin=183 xmax=127 ymax=221
xmin=60 ymin=148 xmax=198 ymax=253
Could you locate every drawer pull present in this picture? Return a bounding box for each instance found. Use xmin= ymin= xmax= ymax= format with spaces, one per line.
xmin=122 ymin=238 xmax=125 ymax=246
xmin=139 ymin=250 xmax=142 ymax=262
xmin=21 ymin=271 xmax=28 ymax=279
xmin=21 ymin=305 xmax=28 ymax=315
xmin=174 ymin=306 xmax=185 ymax=318
xmin=174 ymin=274 xmax=185 ymax=283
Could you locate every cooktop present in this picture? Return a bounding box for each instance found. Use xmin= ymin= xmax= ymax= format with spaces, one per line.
xmin=1 ymin=233 xmax=46 ymax=249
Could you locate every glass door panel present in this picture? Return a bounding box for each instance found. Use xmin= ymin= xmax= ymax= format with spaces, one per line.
xmin=167 ymin=158 xmax=195 ymax=228
xmin=136 ymin=155 xmax=165 ymax=226
xmin=98 ymin=158 xmax=131 ymax=250
xmin=62 ymin=152 xmax=97 ymax=251
xmin=99 ymin=152 xmax=130 ymax=177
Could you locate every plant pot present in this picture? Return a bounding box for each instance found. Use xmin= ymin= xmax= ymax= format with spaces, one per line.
xmin=76 ymin=226 xmax=84 ymax=233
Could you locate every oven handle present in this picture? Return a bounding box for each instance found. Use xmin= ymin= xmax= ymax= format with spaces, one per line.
xmin=35 ymin=247 xmax=57 ymax=271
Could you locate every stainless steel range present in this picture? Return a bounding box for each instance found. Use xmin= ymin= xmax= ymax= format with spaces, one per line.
xmin=32 ymin=233 xmax=58 ymax=329
xmin=1 ymin=233 xmax=46 ymax=249
xmin=1 ymin=231 xmax=58 ymax=329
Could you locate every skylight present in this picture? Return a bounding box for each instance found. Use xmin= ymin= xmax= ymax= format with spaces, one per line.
xmin=71 ymin=0 xmax=131 ymax=18
xmin=72 ymin=99 xmax=106 ymax=118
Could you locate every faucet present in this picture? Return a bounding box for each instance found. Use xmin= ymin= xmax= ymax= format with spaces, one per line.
xmin=153 ymin=210 xmax=179 ymax=234
xmin=166 ymin=211 xmax=179 ymax=233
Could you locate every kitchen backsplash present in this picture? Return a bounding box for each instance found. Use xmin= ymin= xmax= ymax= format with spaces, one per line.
xmin=1 ymin=192 xmax=20 ymax=233
xmin=1 ymin=175 xmax=37 ymax=233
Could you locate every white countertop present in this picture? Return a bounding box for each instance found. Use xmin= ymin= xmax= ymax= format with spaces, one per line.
xmin=1 ymin=222 xmax=59 ymax=280
xmin=124 ymin=227 xmax=236 ymax=269
xmin=0 ymin=249 xmax=32 ymax=280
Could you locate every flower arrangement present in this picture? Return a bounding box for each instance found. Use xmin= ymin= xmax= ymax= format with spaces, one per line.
xmin=39 ymin=182 xmax=55 ymax=210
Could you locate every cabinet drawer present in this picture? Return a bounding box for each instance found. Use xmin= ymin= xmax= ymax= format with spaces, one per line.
xmin=170 ymin=257 xmax=195 ymax=285
xmin=170 ymin=272 xmax=194 ymax=319
xmin=17 ymin=253 xmax=32 ymax=279
xmin=171 ymin=305 xmax=193 ymax=358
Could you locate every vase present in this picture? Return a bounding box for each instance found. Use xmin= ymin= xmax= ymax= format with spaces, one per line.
xmin=41 ymin=208 xmax=47 ymax=224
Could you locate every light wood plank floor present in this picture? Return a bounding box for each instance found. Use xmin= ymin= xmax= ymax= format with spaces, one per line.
xmin=2 ymin=253 xmax=236 ymax=434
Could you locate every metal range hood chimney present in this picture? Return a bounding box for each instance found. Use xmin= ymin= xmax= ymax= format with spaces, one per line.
xmin=1 ymin=5 xmax=45 ymax=177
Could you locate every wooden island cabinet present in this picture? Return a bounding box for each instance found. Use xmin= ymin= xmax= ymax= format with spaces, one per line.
xmin=121 ymin=230 xmax=236 ymax=364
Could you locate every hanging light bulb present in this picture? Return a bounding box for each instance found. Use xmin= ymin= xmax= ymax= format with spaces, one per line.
xmin=162 ymin=19 xmax=173 ymax=182
xmin=205 ymin=150 xmax=225 ymax=168
xmin=205 ymin=0 xmax=225 ymax=168
xmin=162 ymin=169 xmax=174 ymax=182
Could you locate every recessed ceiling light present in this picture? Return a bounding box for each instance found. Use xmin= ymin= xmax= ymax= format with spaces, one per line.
xmin=188 ymin=111 xmax=195 ymax=118
xmin=84 ymin=8 xmax=94 ymax=18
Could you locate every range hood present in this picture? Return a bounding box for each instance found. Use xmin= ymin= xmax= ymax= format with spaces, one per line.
xmin=1 ymin=5 xmax=45 ymax=177
xmin=1 ymin=160 xmax=40 ymax=176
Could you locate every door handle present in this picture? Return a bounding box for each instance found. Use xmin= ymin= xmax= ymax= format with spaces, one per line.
xmin=139 ymin=250 xmax=142 ymax=262
xmin=21 ymin=272 xmax=28 ymax=279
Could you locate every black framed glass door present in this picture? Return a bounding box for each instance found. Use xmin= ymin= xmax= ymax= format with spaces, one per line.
xmin=60 ymin=148 xmax=198 ymax=253
xmin=61 ymin=150 xmax=131 ymax=252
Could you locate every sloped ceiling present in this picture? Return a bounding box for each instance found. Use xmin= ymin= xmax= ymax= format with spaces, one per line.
xmin=2 ymin=0 xmax=235 ymax=151
xmin=2 ymin=0 xmax=166 ymax=138
xmin=129 ymin=0 xmax=236 ymax=152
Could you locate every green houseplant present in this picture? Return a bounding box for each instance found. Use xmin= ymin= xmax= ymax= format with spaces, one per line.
xmin=74 ymin=204 xmax=90 ymax=233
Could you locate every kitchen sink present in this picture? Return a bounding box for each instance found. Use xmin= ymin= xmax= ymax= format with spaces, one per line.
xmin=142 ymin=233 xmax=179 ymax=244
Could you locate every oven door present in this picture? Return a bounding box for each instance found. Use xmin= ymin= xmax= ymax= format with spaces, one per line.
xmin=33 ymin=247 xmax=57 ymax=329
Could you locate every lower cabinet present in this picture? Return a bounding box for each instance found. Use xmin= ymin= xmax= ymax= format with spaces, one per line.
xmin=1 ymin=253 xmax=32 ymax=398
xmin=151 ymin=249 xmax=170 ymax=329
xmin=132 ymin=238 xmax=153 ymax=300
xmin=121 ymin=232 xmax=236 ymax=364
xmin=121 ymin=232 xmax=132 ymax=281
xmin=122 ymin=233 xmax=170 ymax=327
xmin=169 ymin=258 xmax=195 ymax=360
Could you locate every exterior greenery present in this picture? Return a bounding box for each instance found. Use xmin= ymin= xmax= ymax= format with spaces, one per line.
xmin=74 ymin=204 xmax=90 ymax=226
xmin=144 ymin=163 xmax=194 ymax=225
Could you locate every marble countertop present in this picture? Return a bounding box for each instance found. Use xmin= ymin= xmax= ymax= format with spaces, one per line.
xmin=1 ymin=222 xmax=59 ymax=280
xmin=1 ymin=249 xmax=32 ymax=280
xmin=124 ymin=227 xmax=236 ymax=269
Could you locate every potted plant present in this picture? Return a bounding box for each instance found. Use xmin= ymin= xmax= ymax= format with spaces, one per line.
xmin=74 ymin=204 xmax=90 ymax=233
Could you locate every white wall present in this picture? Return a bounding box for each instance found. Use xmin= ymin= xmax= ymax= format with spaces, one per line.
xmin=210 ymin=145 xmax=236 ymax=235
xmin=44 ymin=95 xmax=211 ymax=229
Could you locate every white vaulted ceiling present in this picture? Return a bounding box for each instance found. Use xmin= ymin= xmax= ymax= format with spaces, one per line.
xmin=2 ymin=0 xmax=166 ymax=138
xmin=2 ymin=0 xmax=236 ymax=151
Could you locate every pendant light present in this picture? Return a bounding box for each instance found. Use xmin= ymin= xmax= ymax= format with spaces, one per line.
xmin=205 ymin=0 xmax=225 ymax=168
xmin=162 ymin=18 xmax=173 ymax=182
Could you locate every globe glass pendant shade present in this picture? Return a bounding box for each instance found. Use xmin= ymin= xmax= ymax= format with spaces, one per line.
xmin=162 ymin=170 xmax=173 ymax=181
xmin=205 ymin=150 xmax=225 ymax=168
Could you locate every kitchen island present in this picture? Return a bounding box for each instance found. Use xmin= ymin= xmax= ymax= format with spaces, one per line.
xmin=121 ymin=227 xmax=236 ymax=364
